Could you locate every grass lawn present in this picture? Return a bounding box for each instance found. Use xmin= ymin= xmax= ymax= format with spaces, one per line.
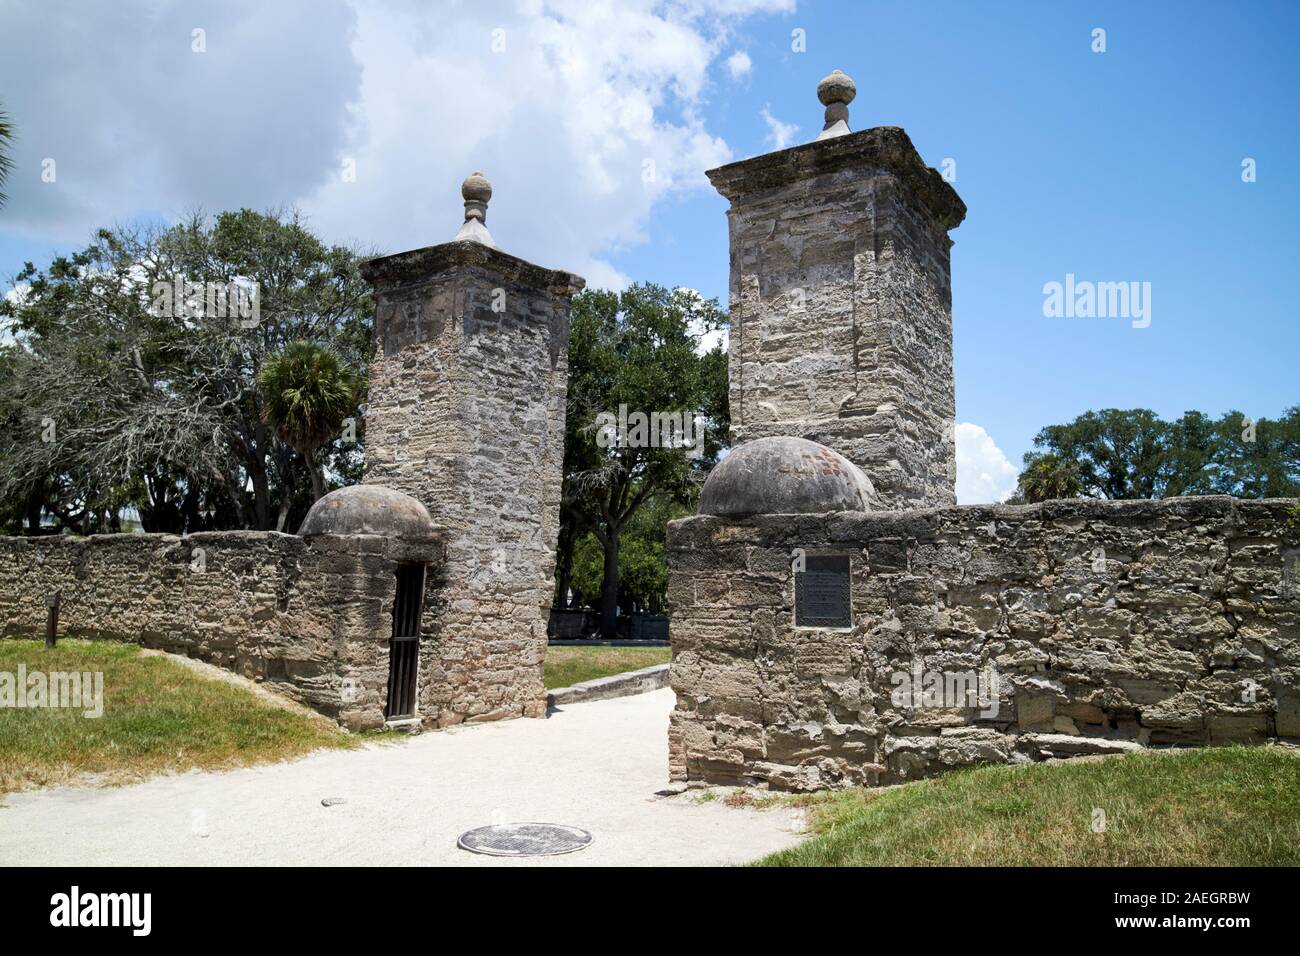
xmin=755 ymin=746 xmax=1300 ymax=866
xmin=543 ymin=644 xmax=671 ymax=690
xmin=0 ymin=638 xmax=355 ymax=794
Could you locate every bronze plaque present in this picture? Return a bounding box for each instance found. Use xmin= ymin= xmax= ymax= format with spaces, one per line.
xmin=795 ymin=554 xmax=852 ymax=628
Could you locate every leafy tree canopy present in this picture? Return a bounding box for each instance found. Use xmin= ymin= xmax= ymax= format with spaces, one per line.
xmin=1016 ymin=407 xmax=1300 ymax=503
xmin=557 ymin=283 xmax=729 ymax=636
xmin=258 ymin=341 xmax=361 ymax=502
xmin=0 ymin=209 xmax=373 ymax=534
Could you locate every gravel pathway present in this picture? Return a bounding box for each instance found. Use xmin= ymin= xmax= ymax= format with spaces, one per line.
xmin=0 ymin=688 xmax=803 ymax=866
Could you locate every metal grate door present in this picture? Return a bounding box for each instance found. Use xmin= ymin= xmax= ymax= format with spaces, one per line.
xmin=385 ymin=563 xmax=426 ymax=719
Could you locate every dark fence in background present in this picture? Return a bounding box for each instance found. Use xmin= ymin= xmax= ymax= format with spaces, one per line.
xmin=547 ymin=609 xmax=669 ymax=642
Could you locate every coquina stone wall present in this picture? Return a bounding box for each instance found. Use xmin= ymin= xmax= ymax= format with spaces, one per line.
xmin=0 ymin=530 xmax=444 ymax=730
xmin=667 ymin=496 xmax=1300 ymax=791
xmin=361 ymin=241 xmax=583 ymax=725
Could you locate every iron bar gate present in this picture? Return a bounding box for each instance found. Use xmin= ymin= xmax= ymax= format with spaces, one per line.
xmin=385 ymin=563 xmax=426 ymax=719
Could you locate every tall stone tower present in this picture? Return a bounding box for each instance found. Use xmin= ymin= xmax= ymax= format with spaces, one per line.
xmin=707 ymin=70 xmax=966 ymax=509
xmin=360 ymin=173 xmax=585 ymax=724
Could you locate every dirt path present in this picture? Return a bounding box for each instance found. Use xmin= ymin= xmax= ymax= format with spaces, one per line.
xmin=0 ymin=689 xmax=802 ymax=866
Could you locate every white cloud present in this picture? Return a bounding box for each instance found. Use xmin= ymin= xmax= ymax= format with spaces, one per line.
xmin=0 ymin=0 xmax=361 ymax=244
xmin=301 ymin=0 xmax=750 ymax=282
xmin=955 ymin=423 xmax=1019 ymax=504
xmin=760 ymin=105 xmax=799 ymax=150
xmin=3 ymin=284 xmax=30 ymax=308
xmin=696 ymin=325 xmax=728 ymax=354
xmin=1 ymin=0 xmax=796 ymax=290
xmin=725 ymin=50 xmax=752 ymax=79
xmin=2 ymin=282 xmax=32 ymax=344
xmin=675 ymin=286 xmax=729 ymax=354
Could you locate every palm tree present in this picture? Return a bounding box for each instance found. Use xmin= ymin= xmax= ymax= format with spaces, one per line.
xmin=1016 ymin=452 xmax=1084 ymax=503
xmin=0 ymin=106 xmax=15 ymax=208
xmin=257 ymin=341 xmax=359 ymax=502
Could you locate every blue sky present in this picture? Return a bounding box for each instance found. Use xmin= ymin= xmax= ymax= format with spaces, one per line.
xmin=610 ymin=1 xmax=1300 ymax=481
xmin=3 ymin=0 xmax=1297 ymax=500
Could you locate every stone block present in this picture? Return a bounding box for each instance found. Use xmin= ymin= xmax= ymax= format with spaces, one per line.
xmin=1278 ymin=692 xmax=1300 ymax=738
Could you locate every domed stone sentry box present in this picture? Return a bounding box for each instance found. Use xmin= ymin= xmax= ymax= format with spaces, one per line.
xmin=696 ymin=437 xmax=875 ymax=632
xmin=299 ymin=484 xmax=439 ymax=540
xmin=298 ymin=485 xmax=445 ymax=730
xmin=698 ymin=437 xmax=877 ymax=518
xmin=0 ymin=485 xmax=446 ymax=733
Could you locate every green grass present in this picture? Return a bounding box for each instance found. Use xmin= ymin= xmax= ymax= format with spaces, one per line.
xmin=0 ymin=639 xmax=356 ymax=794
xmin=755 ymin=746 xmax=1300 ymax=866
xmin=543 ymin=644 xmax=671 ymax=690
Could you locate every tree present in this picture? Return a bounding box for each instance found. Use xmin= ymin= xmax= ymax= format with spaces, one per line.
xmin=1198 ymin=408 xmax=1300 ymax=498
xmin=1031 ymin=409 xmax=1169 ymax=499
xmin=1016 ymin=406 xmax=1300 ymax=502
xmin=1015 ymin=452 xmax=1083 ymax=503
xmin=0 ymin=106 xmax=14 ymax=208
xmin=0 ymin=225 xmax=236 ymax=533
xmin=257 ymin=342 xmax=360 ymax=502
xmin=1160 ymin=409 xmax=1219 ymax=496
xmin=565 ymin=495 xmax=690 ymax=616
xmin=154 ymin=208 xmax=374 ymax=530
xmin=560 ymin=284 xmax=729 ymax=638
xmin=0 ymin=210 xmax=374 ymax=533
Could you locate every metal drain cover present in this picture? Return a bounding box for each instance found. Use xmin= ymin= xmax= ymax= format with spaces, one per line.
xmin=457 ymin=823 xmax=593 ymax=857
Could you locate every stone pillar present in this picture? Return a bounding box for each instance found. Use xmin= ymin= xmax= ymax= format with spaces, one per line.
xmin=707 ymin=71 xmax=967 ymax=509
xmin=360 ymin=172 xmax=585 ymax=724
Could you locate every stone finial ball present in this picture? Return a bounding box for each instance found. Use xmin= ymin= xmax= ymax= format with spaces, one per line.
xmin=462 ymin=170 xmax=492 ymax=205
xmin=817 ymin=69 xmax=856 ymax=106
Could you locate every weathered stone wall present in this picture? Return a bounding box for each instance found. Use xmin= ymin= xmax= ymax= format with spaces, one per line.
xmin=667 ymin=497 xmax=1300 ymax=790
xmin=361 ymin=242 xmax=583 ymax=725
xmin=708 ymin=127 xmax=966 ymax=510
xmin=0 ymin=530 xmax=444 ymax=730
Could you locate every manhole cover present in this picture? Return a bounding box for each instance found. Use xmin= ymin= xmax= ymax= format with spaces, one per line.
xmin=457 ymin=823 xmax=593 ymax=857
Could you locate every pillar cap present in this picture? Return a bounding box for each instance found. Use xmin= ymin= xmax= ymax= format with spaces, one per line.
xmin=360 ymin=238 xmax=586 ymax=297
xmin=706 ymin=125 xmax=966 ymax=232
xmin=362 ymin=170 xmax=586 ymax=292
